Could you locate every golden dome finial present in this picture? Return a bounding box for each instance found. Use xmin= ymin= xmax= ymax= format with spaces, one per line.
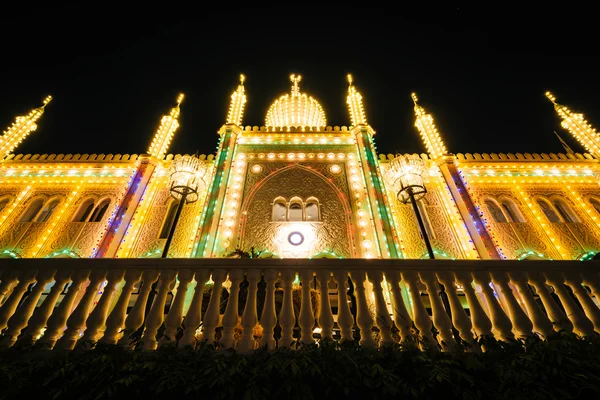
xmin=176 ymin=93 xmax=185 ymax=107
xmin=240 ymin=74 xmax=245 ymax=85
xmin=347 ymin=73 xmax=353 ymax=86
xmin=290 ymin=74 xmax=302 ymax=96
xmin=545 ymin=91 xmax=557 ymax=105
xmin=411 ymin=92 xmax=419 ymax=105
xmin=41 ymin=95 xmax=52 ymax=108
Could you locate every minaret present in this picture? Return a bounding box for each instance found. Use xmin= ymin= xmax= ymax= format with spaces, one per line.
xmin=411 ymin=93 xmax=447 ymax=160
xmin=0 ymin=95 xmax=52 ymax=161
xmin=546 ymin=91 xmax=600 ymax=158
xmin=346 ymin=74 xmax=367 ymax=126
xmin=226 ymin=74 xmax=247 ymax=126
xmin=147 ymin=93 xmax=184 ymax=160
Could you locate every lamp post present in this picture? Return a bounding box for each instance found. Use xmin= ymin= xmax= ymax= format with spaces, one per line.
xmin=387 ymin=154 xmax=434 ymax=259
xmin=162 ymin=154 xmax=204 ymax=258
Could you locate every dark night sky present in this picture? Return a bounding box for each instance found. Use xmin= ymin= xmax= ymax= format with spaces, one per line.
xmin=1 ymin=7 xmax=600 ymax=159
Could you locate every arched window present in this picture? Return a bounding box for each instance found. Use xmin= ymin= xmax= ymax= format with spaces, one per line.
xmin=288 ymin=198 xmax=303 ymax=221
xmin=501 ymin=199 xmax=523 ymax=223
xmin=20 ymin=198 xmax=44 ymax=222
xmin=484 ymin=199 xmax=507 ymax=223
xmin=35 ymin=198 xmax=60 ymax=223
xmin=537 ymin=199 xmax=560 ymax=223
xmin=271 ymin=197 xmax=287 ymax=221
xmin=89 ymin=199 xmax=111 ymax=222
xmin=553 ymin=199 xmax=578 ymax=223
xmin=73 ymin=198 xmax=95 ymax=222
xmin=0 ymin=197 xmax=10 ymax=214
xmin=159 ymin=200 xmax=179 ymax=239
xmin=589 ymin=198 xmax=600 ymax=216
xmin=305 ymin=197 xmax=320 ymax=221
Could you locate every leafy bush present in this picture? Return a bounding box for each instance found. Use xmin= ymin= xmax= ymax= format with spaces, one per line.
xmin=0 ymin=332 xmax=599 ymax=400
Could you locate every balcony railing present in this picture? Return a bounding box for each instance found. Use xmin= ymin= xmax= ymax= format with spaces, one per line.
xmin=0 ymin=258 xmax=599 ymax=352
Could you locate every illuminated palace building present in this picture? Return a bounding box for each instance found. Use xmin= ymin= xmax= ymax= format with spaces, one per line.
xmin=1 ymin=74 xmax=600 ymax=354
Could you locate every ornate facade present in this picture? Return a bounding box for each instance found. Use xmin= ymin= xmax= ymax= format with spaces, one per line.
xmin=1 ymin=73 xmax=600 ymax=352
xmin=1 ymin=75 xmax=598 ymax=263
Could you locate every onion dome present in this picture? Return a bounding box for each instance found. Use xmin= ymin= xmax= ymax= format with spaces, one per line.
xmin=265 ymin=74 xmax=326 ymax=128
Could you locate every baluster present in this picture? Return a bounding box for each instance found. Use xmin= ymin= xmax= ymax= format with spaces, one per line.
xmin=220 ymin=269 xmax=243 ymax=349
xmin=564 ymin=272 xmax=600 ymax=334
xmin=437 ymin=271 xmax=478 ymax=352
xmin=402 ymin=271 xmax=437 ymax=351
xmin=315 ymin=270 xmax=334 ymax=342
xmin=1 ymin=269 xmax=55 ymax=347
xmin=384 ymin=271 xmax=415 ymax=347
xmin=0 ymin=271 xmax=19 ymax=305
xmin=77 ymin=269 xmax=125 ymax=348
xmin=141 ymin=270 xmax=176 ymax=350
xmin=278 ymin=270 xmax=296 ymax=348
xmin=201 ymin=269 xmax=225 ymax=345
xmin=37 ymin=270 xmax=90 ymax=349
xmin=546 ymin=272 xmax=595 ymax=337
xmin=508 ymin=271 xmax=554 ymax=338
xmin=117 ymin=270 xmax=159 ymax=348
xmin=101 ymin=270 xmax=143 ymax=345
xmin=0 ymin=270 xmax=37 ymax=331
xmin=259 ymin=269 xmax=278 ymax=349
xmin=528 ymin=271 xmax=572 ymax=332
xmin=179 ymin=270 xmax=210 ymax=348
xmin=419 ymin=271 xmax=457 ymax=351
xmin=238 ymin=269 xmax=261 ymax=353
xmin=472 ymin=271 xmax=514 ymax=342
xmin=56 ymin=269 xmax=107 ymax=350
xmin=16 ymin=270 xmax=71 ymax=348
xmin=298 ymin=270 xmax=315 ymax=346
xmin=490 ymin=271 xmax=534 ymax=339
xmin=332 ymin=270 xmax=354 ymax=343
xmin=454 ymin=272 xmax=494 ymax=344
xmin=581 ymin=272 xmax=600 ymax=302
xmin=158 ymin=270 xmax=194 ymax=347
xmin=366 ymin=271 xmax=394 ymax=346
xmin=349 ymin=271 xmax=376 ymax=348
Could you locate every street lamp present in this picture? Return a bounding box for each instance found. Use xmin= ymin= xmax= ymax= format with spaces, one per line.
xmin=387 ymin=154 xmax=434 ymax=259
xmin=162 ymin=154 xmax=205 ymax=258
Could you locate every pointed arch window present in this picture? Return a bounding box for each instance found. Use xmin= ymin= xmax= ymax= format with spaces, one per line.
xmin=288 ymin=198 xmax=303 ymax=221
xmin=589 ymin=198 xmax=600 ymax=216
xmin=20 ymin=198 xmax=44 ymax=222
xmin=484 ymin=199 xmax=507 ymax=223
xmin=159 ymin=200 xmax=179 ymax=239
xmin=537 ymin=199 xmax=560 ymax=223
xmin=0 ymin=197 xmax=10 ymax=214
xmin=272 ymin=197 xmax=287 ymax=221
xmin=501 ymin=199 xmax=524 ymax=222
xmin=553 ymin=199 xmax=578 ymax=223
xmin=35 ymin=198 xmax=60 ymax=223
xmin=305 ymin=197 xmax=320 ymax=221
xmin=73 ymin=198 xmax=95 ymax=222
xmin=89 ymin=199 xmax=111 ymax=222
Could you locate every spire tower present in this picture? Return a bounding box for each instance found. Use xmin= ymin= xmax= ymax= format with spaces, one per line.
xmin=411 ymin=93 xmax=447 ymax=160
xmin=546 ymin=91 xmax=600 ymax=158
xmin=346 ymin=74 xmax=367 ymax=126
xmin=0 ymin=95 xmax=52 ymax=161
xmin=147 ymin=93 xmax=184 ymax=160
xmin=226 ymin=74 xmax=247 ymax=126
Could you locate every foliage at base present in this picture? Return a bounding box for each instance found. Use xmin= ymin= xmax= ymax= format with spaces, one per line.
xmin=0 ymin=332 xmax=599 ymax=400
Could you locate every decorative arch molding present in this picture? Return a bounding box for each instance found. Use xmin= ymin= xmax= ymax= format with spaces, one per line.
xmin=0 ymin=249 xmax=21 ymax=259
xmin=516 ymin=250 xmax=552 ymax=261
xmin=240 ymin=163 xmax=354 ymax=258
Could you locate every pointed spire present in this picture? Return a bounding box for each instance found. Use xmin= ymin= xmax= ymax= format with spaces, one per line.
xmin=290 ymin=74 xmax=301 ymax=97
xmin=226 ymin=74 xmax=247 ymax=126
xmin=546 ymin=91 xmax=600 ymax=158
xmin=554 ymin=131 xmax=574 ymax=154
xmin=410 ymin=93 xmax=447 ymax=159
xmin=346 ymin=73 xmax=367 ymax=126
xmin=147 ymin=93 xmax=184 ymax=160
xmin=0 ymin=95 xmax=52 ymax=161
